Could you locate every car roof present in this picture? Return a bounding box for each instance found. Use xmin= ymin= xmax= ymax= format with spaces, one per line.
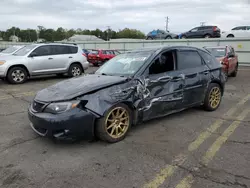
xmin=35 ymin=43 xmax=78 ymax=47
xmin=126 ymin=45 xmax=206 ymax=53
xmin=204 ymin=46 xmax=228 ymax=49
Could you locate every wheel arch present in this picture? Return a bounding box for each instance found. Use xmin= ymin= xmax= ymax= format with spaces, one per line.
xmin=204 ymin=33 xmax=211 ymax=37
xmin=165 ymin=35 xmax=172 ymax=39
xmin=209 ymin=80 xmax=224 ymax=95
xmin=7 ymin=64 xmax=30 ymax=77
xmin=68 ymin=62 xmax=84 ymax=72
xmin=227 ymin=34 xmax=234 ymax=37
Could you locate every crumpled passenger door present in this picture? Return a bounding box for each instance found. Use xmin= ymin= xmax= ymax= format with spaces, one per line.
xmin=139 ymin=70 xmax=185 ymax=121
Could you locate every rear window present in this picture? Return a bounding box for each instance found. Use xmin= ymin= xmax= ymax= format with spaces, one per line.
xmin=205 ymin=47 xmax=226 ymax=58
xmin=51 ymin=45 xmax=78 ymax=55
xmin=68 ymin=46 xmax=77 ymax=54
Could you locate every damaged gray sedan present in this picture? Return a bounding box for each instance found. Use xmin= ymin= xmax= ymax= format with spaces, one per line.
xmin=28 ymin=46 xmax=226 ymax=143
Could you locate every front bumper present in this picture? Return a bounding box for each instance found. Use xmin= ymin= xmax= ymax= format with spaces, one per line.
xmin=0 ymin=64 xmax=7 ymax=77
xmin=28 ymin=105 xmax=96 ymax=140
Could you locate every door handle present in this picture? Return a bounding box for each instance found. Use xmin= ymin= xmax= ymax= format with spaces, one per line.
xmin=157 ymin=76 xmax=172 ymax=82
xmin=48 ymin=57 xmax=53 ymax=60
xmin=173 ymin=74 xmax=185 ymax=80
xmin=69 ymin=56 xmax=73 ymax=58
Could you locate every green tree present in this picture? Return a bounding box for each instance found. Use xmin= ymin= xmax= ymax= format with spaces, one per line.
xmin=0 ymin=26 xmax=146 ymax=41
xmin=116 ymin=28 xmax=145 ymax=39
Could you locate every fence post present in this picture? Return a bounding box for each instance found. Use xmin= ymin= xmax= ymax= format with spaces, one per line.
xmin=123 ymin=42 xmax=125 ymax=52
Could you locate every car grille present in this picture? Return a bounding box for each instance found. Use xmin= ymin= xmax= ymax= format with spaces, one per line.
xmin=32 ymin=100 xmax=47 ymax=112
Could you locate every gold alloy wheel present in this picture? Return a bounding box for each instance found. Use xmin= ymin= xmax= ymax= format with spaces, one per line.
xmin=209 ymin=87 xmax=221 ymax=109
xmin=105 ymin=107 xmax=130 ymax=139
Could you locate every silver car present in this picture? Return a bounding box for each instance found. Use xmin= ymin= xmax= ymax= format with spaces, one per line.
xmin=0 ymin=45 xmax=25 ymax=56
xmin=0 ymin=43 xmax=89 ymax=84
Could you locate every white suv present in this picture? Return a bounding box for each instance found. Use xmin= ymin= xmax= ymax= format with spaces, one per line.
xmin=0 ymin=43 xmax=89 ymax=84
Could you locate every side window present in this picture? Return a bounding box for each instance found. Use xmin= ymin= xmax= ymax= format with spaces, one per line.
xmin=199 ymin=50 xmax=213 ymax=65
xmin=246 ymin=26 xmax=250 ymax=30
xmin=68 ymin=46 xmax=78 ymax=54
xmin=197 ymin=27 xmax=205 ymax=31
xmin=228 ymin=46 xmax=235 ymax=56
xmin=52 ymin=45 xmax=69 ymax=55
xmin=102 ymin=50 xmax=107 ymax=55
xmin=114 ymin=51 xmax=120 ymax=55
xmin=148 ymin=50 xmax=176 ymax=75
xmin=232 ymin=26 xmax=246 ymax=30
xmin=33 ymin=46 xmax=51 ymax=56
xmin=177 ymin=51 xmax=203 ymax=70
xmin=109 ymin=51 xmax=115 ymax=55
xmin=190 ymin=27 xmax=198 ymax=32
xmin=231 ymin=47 xmax=235 ymax=55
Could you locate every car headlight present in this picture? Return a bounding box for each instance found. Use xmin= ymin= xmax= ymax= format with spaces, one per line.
xmin=44 ymin=100 xmax=80 ymax=114
xmin=0 ymin=61 xmax=5 ymax=65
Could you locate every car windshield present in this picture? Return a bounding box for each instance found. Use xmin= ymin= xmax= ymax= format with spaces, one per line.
xmin=205 ymin=47 xmax=226 ymax=57
xmin=95 ymin=51 xmax=153 ymax=76
xmin=1 ymin=46 xmax=22 ymax=54
xmin=13 ymin=45 xmax=37 ymax=56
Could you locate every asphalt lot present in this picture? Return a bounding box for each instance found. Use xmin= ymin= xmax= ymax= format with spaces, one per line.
xmin=0 ymin=66 xmax=250 ymax=188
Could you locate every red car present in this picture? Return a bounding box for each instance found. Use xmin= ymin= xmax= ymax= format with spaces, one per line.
xmin=204 ymin=45 xmax=238 ymax=80
xmin=87 ymin=49 xmax=121 ymax=66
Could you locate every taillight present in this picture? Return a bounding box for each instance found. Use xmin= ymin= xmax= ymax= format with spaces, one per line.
xmin=82 ymin=53 xmax=86 ymax=57
xmin=213 ymin=26 xmax=218 ymax=31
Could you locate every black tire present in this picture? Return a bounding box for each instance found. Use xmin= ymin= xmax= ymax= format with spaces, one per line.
xmin=231 ymin=63 xmax=238 ymax=77
xmin=165 ymin=36 xmax=172 ymax=39
xmin=203 ymin=83 xmax=222 ymax=111
xmin=7 ymin=66 xmax=28 ymax=84
xmin=93 ymin=63 xmax=99 ymax=67
xmin=146 ymin=36 xmax=153 ymax=40
xmin=103 ymin=59 xmax=109 ymax=63
xmin=227 ymin=34 xmax=234 ymax=38
xmin=204 ymin=34 xmax=211 ymax=38
xmin=95 ymin=103 xmax=132 ymax=143
xmin=68 ymin=64 xmax=82 ymax=77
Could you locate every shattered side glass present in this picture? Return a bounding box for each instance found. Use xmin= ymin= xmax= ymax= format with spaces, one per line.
xmin=96 ymin=51 xmax=153 ymax=76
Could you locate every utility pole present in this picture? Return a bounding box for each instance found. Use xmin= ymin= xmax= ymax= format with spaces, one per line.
xmin=165 ymin=17 xmax=169 ymax=32
xmin=200 ymin=22 xmax=206 ymax=26
xmin=106 ymin=26 xmax=110 ymax=41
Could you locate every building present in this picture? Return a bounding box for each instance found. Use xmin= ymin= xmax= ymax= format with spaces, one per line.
xmin=9 ymin=35 xmax=19 ymax=42
xmin=65 ymin=34 xmax=104 ymax=42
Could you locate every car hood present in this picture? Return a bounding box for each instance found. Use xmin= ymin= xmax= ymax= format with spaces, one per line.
xmin=0 ymin=53 xmax=11 ymax=56
xmin=0 ymin=55 xmax=24 ymax=61
xmin=35 ymin=74 xmax=129 ymax=102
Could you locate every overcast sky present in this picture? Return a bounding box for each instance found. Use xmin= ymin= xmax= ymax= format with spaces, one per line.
xmin=0 ymin=0 xmax=250 ymax=34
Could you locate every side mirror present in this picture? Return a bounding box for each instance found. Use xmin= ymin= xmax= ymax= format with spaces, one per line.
xmin=29 ymin=52 xmax=37 ymax=57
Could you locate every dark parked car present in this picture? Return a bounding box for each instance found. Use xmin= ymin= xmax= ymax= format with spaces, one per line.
xmin=180 ymin=26 xmax=221 ymax=39
xmin=28 ymin=46 xmax=226 ymax=143
xmin=146 ymin=29 xmax=178 ymax=40
xmin=204 ymin=45 xmax=238 ymax=80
